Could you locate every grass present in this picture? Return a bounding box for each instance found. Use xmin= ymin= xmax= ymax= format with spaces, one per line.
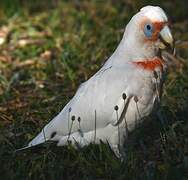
xmin=0 ymin=0 xmax=188 ymax=179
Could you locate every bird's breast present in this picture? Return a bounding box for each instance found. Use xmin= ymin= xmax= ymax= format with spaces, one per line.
xmin=126 ymin=68 xmax=164 ymax=125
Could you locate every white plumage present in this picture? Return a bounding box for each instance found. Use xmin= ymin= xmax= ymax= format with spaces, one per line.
xmin=25 ymin=6 xmax=173 ymax=157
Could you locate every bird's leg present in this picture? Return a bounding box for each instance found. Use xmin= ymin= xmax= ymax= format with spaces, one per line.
xmin=111 ymin=144 xmax=122 ymax=159
xmin=110 ymin=143 xmax=126 ymax=161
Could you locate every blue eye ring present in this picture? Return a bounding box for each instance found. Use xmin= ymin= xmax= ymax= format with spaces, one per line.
xmin=144 ymin=23 xmax=153 ymax=38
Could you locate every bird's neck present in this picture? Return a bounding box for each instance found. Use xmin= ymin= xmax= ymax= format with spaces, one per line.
xmin=110 ymin=37 xmax=164 ymax=71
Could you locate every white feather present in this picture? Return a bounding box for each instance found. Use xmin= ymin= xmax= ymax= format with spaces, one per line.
xmin=23 ymin=6 xmax=171 ymax=157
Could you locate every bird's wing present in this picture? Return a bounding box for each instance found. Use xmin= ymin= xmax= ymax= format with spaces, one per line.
xmin=19 ymin=63 xmax=137 ymax=150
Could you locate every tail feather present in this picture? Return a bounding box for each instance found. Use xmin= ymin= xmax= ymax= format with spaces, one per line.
xmin=15 ymin=130 xmax=49 ymax=153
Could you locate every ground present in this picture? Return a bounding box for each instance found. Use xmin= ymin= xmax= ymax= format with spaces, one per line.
xmin=0 ymin=1 xmax=188 ymax=179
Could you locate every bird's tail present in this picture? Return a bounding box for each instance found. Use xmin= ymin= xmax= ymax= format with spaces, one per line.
xmin=15 ymin=130 xmax=49 ymax=152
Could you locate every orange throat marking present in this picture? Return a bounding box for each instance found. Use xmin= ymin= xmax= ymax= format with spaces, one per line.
xmin=132 ymin=57 xmax=164 ymax=71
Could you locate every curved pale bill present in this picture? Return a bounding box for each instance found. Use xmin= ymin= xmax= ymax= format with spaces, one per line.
xmin=159 ymin=25 xmax=174 ymax=50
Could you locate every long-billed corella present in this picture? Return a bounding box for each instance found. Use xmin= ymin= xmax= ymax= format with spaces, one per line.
xmin=20 ymin=6 xmax=174 ymax=158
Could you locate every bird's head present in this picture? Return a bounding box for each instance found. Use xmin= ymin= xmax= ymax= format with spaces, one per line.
xmin=122 ymin=6 xmax=174 ymax=60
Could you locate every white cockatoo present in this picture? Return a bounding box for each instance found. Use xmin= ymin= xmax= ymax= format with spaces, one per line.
xmin=22 ymin=6 xmax=174 ymax=157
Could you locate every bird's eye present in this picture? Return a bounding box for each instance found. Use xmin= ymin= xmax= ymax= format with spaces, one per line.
xmin=146 ymin=24 xmax=151 ymax=30
xmin=144 ymin=23 xmax=153 ymax=38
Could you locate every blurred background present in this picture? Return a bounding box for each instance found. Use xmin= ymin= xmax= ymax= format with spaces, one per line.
xmin=0 ymin=1 xmax=188 ymax=179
